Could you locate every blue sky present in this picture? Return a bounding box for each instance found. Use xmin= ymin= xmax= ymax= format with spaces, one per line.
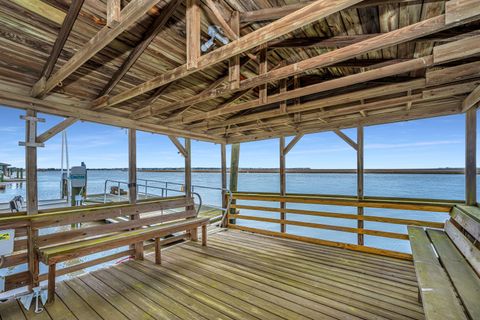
xmin=0 ymin=105 xmax=468 ymax=169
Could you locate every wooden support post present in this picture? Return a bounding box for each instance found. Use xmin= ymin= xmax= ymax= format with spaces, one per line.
xmin=280 ymin=137 xmax=286 ymax=233
xmin=186 ymin=0 xmax=201 ymax=70
xmin=185 ymin=138 xmax=192 ymax=198
xmin=258 ymin=48 xmax=268 ymax=104
xmin=465 ymin=108 xmax=477 ymax=205
xmin=128 ymin=129 xmax=143 ymax=260
xmin=229 ymin=143 xmax=240 ymax=224
xmin=47 ymin=264 xmax=56 ymax=303
xmin=221 ymin=143 xmax=227 ymax=210
xmin=202 ymin=224 xmax=207 ymax=246
xmin=228 ymin=11 xmax=241 ymax=90
xmin=154 ymin=238 xmax=161 ymax=264
xmin=25 ymin=109 xmax=39 ymax=290
xmin=357 ymin=126 xmax=365 ymax=245
xmin=107 ymin=0 xmax=121 ymax=27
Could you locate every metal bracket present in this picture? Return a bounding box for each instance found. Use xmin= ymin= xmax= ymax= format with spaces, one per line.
xmin=19 ymin=114 xmax=46 ymax=148
xmin=17 ymin=287 xmax=47 ymax=313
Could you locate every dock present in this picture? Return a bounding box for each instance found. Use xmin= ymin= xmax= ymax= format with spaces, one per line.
xmin=0 ymin=230 xmax=423 ymax=320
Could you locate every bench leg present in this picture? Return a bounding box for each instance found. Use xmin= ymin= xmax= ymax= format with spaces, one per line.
xmin=134 ymin=242 xmax=144 ymax=260
xmin=190 ymin=227 xmax=198 ymax=241
xmin=202 ymin=224 xmax=207 ymax=246
xmin=155 ymin=238 xmax=161 ymax=265
xmin=47 ymin=264 xmax=56 ymax=303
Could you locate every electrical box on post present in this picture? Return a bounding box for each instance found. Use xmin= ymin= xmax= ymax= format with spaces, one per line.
xmin=70 ymin=166 xmax=87 ymax=188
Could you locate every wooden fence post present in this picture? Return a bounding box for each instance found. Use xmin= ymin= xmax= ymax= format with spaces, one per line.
xmin=357 ymin=126 xmax=365 ymax=245
xmin=128 ymin=128 xmax=143 ymax=260
xmin=229 ymin=143 xmax=240 ymax=224
xmin=280 ymin=137 xmax=286 ymax=233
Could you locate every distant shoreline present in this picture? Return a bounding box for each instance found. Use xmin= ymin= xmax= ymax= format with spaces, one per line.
xmin=34 ymin=168 xmax=477 ymax=174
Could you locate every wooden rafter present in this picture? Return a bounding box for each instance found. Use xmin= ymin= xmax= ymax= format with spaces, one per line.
xmin=36 ymin=117 xmax=78 ymax=144
xmin=31 ymin=0 xmax=163 ymax=98
xmin=142 ymin=15 xmax=478 ymax=121
xmin=204 ymin=0 xmax=238 ymax=40
xmin=463 ymin=85 xmax=480 ymax=112
xmin=38 ymin=0 xmax=85 ymax=82
xmin=93 ymin=0 xmax=365 ymax=110
xmin=168 ymin=136 xmax=187 ymax=157
xmin=181 ymin=56 xmax=433 ymax=123
xmin=284 ymin=134 xmax=304 ymax=155
xmin=334 ymin=130 xmax=358 ymax=150
xmin=239 ymin=0 xmax=444 ymax=24
xmin=94 ymin=0 xmax=181 ymax=101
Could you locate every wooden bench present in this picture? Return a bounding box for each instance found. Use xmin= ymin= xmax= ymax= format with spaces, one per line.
xmin=29 ymin=196 xmax=208 ymax=303
xmin=408 ymin=205 xmax=480 ymax=320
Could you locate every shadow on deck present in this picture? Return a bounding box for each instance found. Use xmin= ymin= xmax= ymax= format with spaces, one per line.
xmin=0 ymin=230 xmax=423 ymax=320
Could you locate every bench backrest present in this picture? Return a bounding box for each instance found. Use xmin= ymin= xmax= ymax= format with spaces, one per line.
xmin=0 ymin=196 xmax=195 ymax=271
xmin=446 ymin=205 xmax=480 ymax=276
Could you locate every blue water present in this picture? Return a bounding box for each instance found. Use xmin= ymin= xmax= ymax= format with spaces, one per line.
xmin=0 ymin=170 xmax=470 ymax=256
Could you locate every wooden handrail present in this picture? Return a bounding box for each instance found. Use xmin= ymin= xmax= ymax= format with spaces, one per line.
xmin=231 ymin=192 xmax=455 ymax=212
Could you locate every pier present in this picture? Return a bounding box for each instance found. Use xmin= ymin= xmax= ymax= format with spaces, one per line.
xmin=0 ymin=0 xmax=479 ymax=319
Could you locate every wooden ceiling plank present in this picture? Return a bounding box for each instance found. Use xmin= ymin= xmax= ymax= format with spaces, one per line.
xmin=38 ymin=0 xmax=85 ymax=82
xmin=95 ymin=0 xmax=181 ymax=100
xmin=37 ymin=117 xmax=78 ymax=144
xmin=31 ymin=0 xmax=163 ymax=98
xmin=95 ymin=0 xmax=365 ymax=110
xmin=433 ymin=34 xmax=480 ymax=64
xmin=149 ymin=12 xmax=477 ymax=120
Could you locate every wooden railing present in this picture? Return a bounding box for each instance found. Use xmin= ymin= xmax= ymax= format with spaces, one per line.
xmin=227 ymin=192 xmax=461 ymax=260
xmin=0 ymin=196 xmax=189 ymax=293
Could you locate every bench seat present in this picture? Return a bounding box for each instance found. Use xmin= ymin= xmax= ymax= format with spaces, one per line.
xmin=409 ymin=225 xmax=480 ymax=320
xmin=38 ymin=217 xmax=209 ymax=265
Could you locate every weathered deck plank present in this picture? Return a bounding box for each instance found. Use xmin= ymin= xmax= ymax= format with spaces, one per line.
xmin=0 ymin=229 xmax=423 ymax=320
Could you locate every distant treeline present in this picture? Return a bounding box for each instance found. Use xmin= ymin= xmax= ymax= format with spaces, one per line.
xmin=35 ymin=168 xmax=478 ymax=174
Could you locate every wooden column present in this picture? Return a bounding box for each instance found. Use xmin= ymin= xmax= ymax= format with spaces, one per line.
xmin=128 ymin=128 xmax=143 ymax=259
xmin=186 ymin=0 xmax=201 ymax=70
xmin=25 ymin=109 xmax=39 ymax=289
xmin=228 ymin=11 xmax=240 ymax=90
xmin=466 ymin=107 xmax=477 ymax=205
xmin=185 ymin=138 xmax=192 ymax=198
xmin=357 ymin=126 xmax=365 ymax=245
xmin=221 ymin=143 xmax=227 ymax=210
xmin=229 ymin=143 xmax=240 ymax=224
xmin=128 ymin=129 xmax=137 ymax=204
xmin=280 ymin=137 xmax=286 ymax=232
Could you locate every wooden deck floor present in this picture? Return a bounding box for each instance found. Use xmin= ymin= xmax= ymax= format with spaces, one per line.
xmin=0 ymin=230 xmax=424 ymax=320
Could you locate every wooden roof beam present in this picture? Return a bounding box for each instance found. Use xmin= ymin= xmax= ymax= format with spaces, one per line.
xmin=107 ymin=0 xmax=121 ymax=27
xmin=168 ymin=136 xmax=187 ymax=157
xmin=199 ymin=74 xmax=480 ymax=131
xmin=226 ymin=101 xmax=461 ymax=144
xmin=37 ymin=117 xmax=78 ymax=144
xmin=144 ymin=10 xmax=480 ymax=121
xmin=94 ymin=0 xmax=181 ymax=101
xmin=204 ymin=0 xmax=238 ymax=41
xmin=94 ymin=0 xmax=365 ymax=111
xmin=334 ymin=130 xmax=358 ymax=150
xmin=38 ymin=0 xmax=85 ymax=82
xmin=239 ymin=0 xmax=445 ymax=24
xmin=182 ymin=57 xmax=433 ymax=124
xmin=463 ymin=85 xmax=480 ymax=112
xmin=284 ymin=134 xmax=304 ymax=155
xmin=0 ymin=89 xmax=223 ymax=143
xmin=31 ymin=0 xmax=163 ymax=98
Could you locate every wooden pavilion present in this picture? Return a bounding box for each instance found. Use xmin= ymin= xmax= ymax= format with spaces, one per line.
xmin=0 ymin=0 xmax=479 ymax=319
